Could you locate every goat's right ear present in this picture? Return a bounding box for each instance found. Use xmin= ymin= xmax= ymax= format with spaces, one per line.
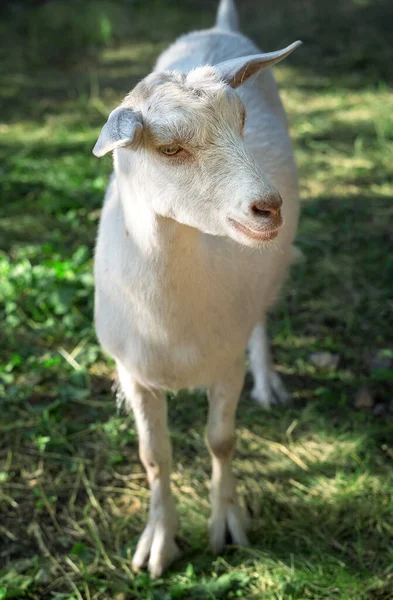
xmin=93 ymin=107 xmax=143 ymax=158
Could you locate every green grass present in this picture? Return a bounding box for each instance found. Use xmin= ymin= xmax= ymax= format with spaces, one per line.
xmin=1 ymin=1 xmax=393 ymax=598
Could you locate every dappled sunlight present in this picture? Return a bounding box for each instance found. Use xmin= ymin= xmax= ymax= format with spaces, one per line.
xmin=236 ymin=427 xmax=363 ymax=477
xmin=100 ymin=42 xmax=165 ymax=68
xmin=277 ymin=65 xmax=393 ymax=209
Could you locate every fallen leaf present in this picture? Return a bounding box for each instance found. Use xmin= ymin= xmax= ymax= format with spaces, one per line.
xmin=354 ymin=387 xmax=375 ymax=409
xmin=310 ymin=352 xmax=339 ymax=370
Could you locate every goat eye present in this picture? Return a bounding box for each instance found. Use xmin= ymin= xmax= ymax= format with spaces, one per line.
xmin=160 ymin=145 xmax=182 ymax=156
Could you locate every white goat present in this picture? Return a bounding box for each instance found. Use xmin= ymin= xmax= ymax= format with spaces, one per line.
xmin=93 ymin=0 xmax=301 ymax=577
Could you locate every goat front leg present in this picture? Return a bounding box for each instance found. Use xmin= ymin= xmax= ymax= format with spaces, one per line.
xmin=117 ymin=364 xmax=180 ymax=578
xmin=206 ymin=359 xmax=249 ymax=554
xmin=249 ymin=321 xmax=290 ymax=408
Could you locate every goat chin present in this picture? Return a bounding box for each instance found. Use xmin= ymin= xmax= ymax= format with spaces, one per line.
xmin=93 ymin=0 xmax=300 ymax=577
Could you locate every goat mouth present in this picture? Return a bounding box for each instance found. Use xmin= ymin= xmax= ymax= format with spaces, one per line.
xmin=228 ymin=218 xmax=280 ymax=241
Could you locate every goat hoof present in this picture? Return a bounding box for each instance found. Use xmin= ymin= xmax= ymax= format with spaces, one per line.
xmin=209 ymin=501 xmax=249 ymax=554
xmin=132 ymin=520 xmax=180 ymax=577
xmin=251 ymin=370 xmax=290 ymax=409
xmin=148 ymin=538 xmax=181 ymax=578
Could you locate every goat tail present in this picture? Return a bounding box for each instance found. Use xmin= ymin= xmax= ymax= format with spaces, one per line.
xmin=215 ymin=0 xmax=239 ymax=32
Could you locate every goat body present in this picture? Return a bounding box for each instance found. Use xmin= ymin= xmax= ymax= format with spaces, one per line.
xmin=93 ymin=0 xmax=300 ymax=577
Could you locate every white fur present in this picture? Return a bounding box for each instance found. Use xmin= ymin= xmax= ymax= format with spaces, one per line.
xmin=93 ymin=0 xmax=300 ymax=576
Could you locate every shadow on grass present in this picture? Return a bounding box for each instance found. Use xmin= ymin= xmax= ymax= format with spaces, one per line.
xmin=241 ymin=0 xmax=393 ymax=85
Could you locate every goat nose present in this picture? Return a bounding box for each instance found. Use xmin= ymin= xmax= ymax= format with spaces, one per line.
xmin=250 ymin=192 xmax=282 ymax=218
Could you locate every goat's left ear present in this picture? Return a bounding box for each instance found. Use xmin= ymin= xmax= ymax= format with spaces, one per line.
xmin=93 ymin=107 xmax=143 ymax=157
xmin=215 ymin=40 xmax=302 ymax=89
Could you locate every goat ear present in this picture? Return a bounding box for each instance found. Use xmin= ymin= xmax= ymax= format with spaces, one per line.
xmin=93 ymin=107 xmax=143 ymax=157
xmin=215 ymin=40 xmax=302 ymax=89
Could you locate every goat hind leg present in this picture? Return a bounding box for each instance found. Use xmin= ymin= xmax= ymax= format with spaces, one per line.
xmin=248 ymin=321 xmax=290 ymax=408
xmin=117 ymin=363 xmax=180 ymax=578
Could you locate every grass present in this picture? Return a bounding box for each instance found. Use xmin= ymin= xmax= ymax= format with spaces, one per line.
xmin=1 ymin=0 xmax=393 ymax=598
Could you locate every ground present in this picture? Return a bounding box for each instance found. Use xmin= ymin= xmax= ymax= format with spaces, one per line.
xmin=1 ymin=0 xmax=393 ymax=599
